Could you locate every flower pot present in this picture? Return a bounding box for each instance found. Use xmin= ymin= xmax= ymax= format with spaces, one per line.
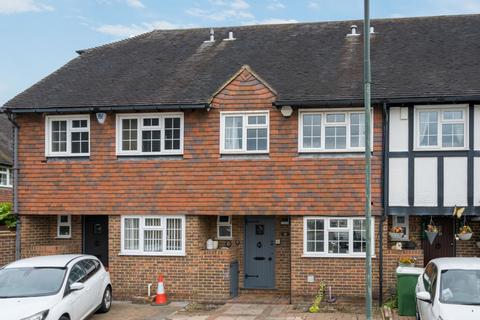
xmin=389 ymin=232 xmax=404 ymax=241
xmin=458 ymin=233 xmax=473 ymax=241
xmin=425 ymin=231 xmax=438 ymax=245
xmin=399 ymin=263 xmax=415 ymax=268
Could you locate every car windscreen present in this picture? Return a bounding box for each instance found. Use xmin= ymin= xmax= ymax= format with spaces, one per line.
xmin=440 ymin=269 xmax=480 ymax=305
xmin=0 ymin=267 xmax=66 ymax=298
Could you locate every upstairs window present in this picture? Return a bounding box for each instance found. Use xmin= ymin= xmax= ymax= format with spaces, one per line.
xmin=415 ymin=105 xmax=467 ymax=150
xmin=116 ymin=113 xmax=183 ymax=155
xmin=220 ymin=111 xmax=269 ymax=154
xmin=45 ymin=115 xmax=90 ymax=157
xmin=0 ymin=167 xmax=12 ymax=188
xmin=299 ymin=109 xmax=369 ymax=152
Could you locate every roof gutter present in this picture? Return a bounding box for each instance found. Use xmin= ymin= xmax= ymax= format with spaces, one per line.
xmin=3 ymin=103 xmax=209 ymax=114
xmin=274 ymin=95 xmax=480 ymax=107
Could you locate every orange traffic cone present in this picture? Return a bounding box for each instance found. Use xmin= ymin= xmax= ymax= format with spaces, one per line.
xmin=153 ymin=275 xmax=168 ymax=305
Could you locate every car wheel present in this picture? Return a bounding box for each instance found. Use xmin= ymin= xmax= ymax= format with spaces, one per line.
xmin=97 ymin=286 xmax=112 ymax=313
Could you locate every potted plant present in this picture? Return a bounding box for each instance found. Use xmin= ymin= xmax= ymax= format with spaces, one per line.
xmin=425 ymin=223 xmax=438 ymax=245
xmin=398 ymin=257 xmax=416 ymax=267
xmin=0 ymin=202 xmax=16 ymax=231
xmin=458 ymin=225 xmax=473 ymax=241
xmin=389 ymin=226 xmax=405 ymax=241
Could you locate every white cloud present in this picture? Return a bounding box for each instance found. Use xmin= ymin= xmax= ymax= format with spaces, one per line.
xmin=126 ymin=0 xmax=145 ymax=8
xmin=0 ymin=0 xmax=54 ymax=14
xmin=307 ymin=1 xmax=320 ymax=10
xmin=186 ymin=0 xmax=254 ymax=21
xmin=267 ymin=0 xmax=285 ymax=10
xmin=96 ymin=20 xmax=181 ymax=38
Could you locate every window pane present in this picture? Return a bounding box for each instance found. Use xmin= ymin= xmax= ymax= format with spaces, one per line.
xmin=247 ymin=128 xmax=267 ymax=151
xmin=326 ymin=113 xmax=345 ymax=123
xmin=306 ymin=219 xmax=324 ymax=253
xmin=59 ymin=226 xmax=70 ymax=236
xmin=302 ymin=114 xmax=321 ymax=149
xmin=219 ymin=225 xmax=232 ymax=238
xmin=51 ymin=120 xmax=67 ymax=152
xmin=248 ymin=115 xmax=266 ymax=125
xmin=224 ymin=116 xmax=243 ymax=150
xmin=0 ymin=169 xmax=7 ymax=186
xmin=142 ymin=130 xmax=161 ymax=152
xmin=145 ymin=218 xmax=161 ymax=227
xmin=144 ymin=229 xmax=163 ymax=252
xmin=122 ymin=119 xmax=138 ymax=151
xmin=419 ymin=111 xmax=438 ymax=146
xmin=442 ymin=123 xmax=464 ymax=147
xmin=353 ymin=219 xmax=367 ymax=253
xmin=350 ymin=113 xmax=365 ymax=148
xmin=218 ymin=216 xmax=230 ymax=223
xmin=71 ymin=132 xmax=89 ymax=154
xmin=164 ymin=117 xmax=181 ymax=150
xmin=328 ymin=231 xmax=349 ymax=254
xmin=443 ymin=111 xmax=463 ymax=120
xmin=325 ymin=126 xmax=347 ymax=149
xmin=166 ymin=218 xmax=182 ymax=251
xmin=124 ymin=218 xmax=139 ymax=250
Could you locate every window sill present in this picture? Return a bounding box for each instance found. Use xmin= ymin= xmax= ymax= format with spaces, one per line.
xmin=0 ymin=186 xmax=12 ymax=189
xmin=44 ymin=157 xmax=90 ymax=162
xmin=413 ymin=147 xmax=468 ymax=152
xmin=55 ymin=236 xmax=72 ymax=239
xmin=302 ymin=254 xmax=377 ymax=259
xmin=116 ymin=155 xmax=183 ymax=161
xmin=220 ymin=154 xmax=270 ymax=160
xmin=297 ymin=152 xmax=373 ymax=159
xmin=119 ymin=252 xmax=186 ymax=257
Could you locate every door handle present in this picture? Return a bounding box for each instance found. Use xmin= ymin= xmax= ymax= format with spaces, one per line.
xmin=245 ymin=274 xmax=259 ymax=278
xmin=268 ymin=257 xmax=272 ymax=261
xmin=254 ymin=257 xmax=265 ymax=260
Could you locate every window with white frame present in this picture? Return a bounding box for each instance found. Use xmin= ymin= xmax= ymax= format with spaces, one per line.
xmin=57 ymin=215 xmax=71 ymax=238
xmin=116 ymin=113 xmax=183 ymax=155
xmin=303 ymin=217 xmax=374 ymax=257
xmin=415 ymin=105 xmax=467 ymax=149
xmin=121 ymin=216 xmax=185 ymax=255
xmin=392 ymin=216 xmax=409 ymax=241
xmin=217 ymin=216 xmax=232 ymax=239
xmin=299 ymin=110 xmax=369 ymax=152
xmin=220 ymin=112 xmax=269 ymax=153
xmin=0 ymin=167 xmax=12 ymax=187
xmin=46 ymin=116 xmax=90 ymax=157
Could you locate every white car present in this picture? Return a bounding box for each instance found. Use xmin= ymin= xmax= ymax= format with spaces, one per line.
xmin=0 ymin=255 xmax=112 ymax=320
xmin=416 ymin=257 xmax=480 ymax=320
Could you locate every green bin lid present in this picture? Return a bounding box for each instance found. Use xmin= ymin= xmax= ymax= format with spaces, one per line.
xmin=396 ymin=266 xmax=423 ymax=275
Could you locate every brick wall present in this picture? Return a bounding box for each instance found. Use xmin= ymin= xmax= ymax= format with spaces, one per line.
xmin=0 ymin=231 xmax=15 ymax=266
xmin=456 ymin=220 xmax=480 ymax=257
xmin=20 ymin=215 xmax=82 ymax=258
xmin=0 ymin=187 xmax=12 ymax=203
xmin=382 ymin=249 xmax=424 ymax=297
xmin=15 ymin=68 xmax=383 ymax=217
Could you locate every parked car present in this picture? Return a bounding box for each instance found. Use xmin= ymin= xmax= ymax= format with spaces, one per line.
xmin=416 ymin=257 xmax=480 ymax=320
xmin=0 ymin=254 xmax=112 ymax=320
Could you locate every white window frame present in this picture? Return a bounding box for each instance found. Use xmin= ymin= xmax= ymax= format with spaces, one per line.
xmin=0 ymin=167 xmax=12 ymax=188
xmin=220 ymin=111 xmax=270 ymax=154
xmin=298 ymin=108 xmax=374 ymax=153
xmin=303 ymin=216 xmax=375 ymax=258
xmin=45 ymin=115 xmax=90 ymax=157
xmin=116 ymin=113 xmax=184 ymax=156
xmin=217 ymin=215 xmax=232 ymax=240
xmin=392 ymin=216 xmax=409 ymax=241
xmin=57 ymin=215 xmax=72 ymax=239
xmin=120 ymin=215 xmax=186 ymax=256
xmin=414 ymin=105 xmax=468 ymax=151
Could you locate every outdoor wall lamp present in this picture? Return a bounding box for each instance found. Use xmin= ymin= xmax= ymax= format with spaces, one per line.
xmin=96 ymin=112 xmax=107 ymax=124
xmin=280 ymin=105 xmax=293 ymax=117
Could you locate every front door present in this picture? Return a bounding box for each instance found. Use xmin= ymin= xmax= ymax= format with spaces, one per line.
xmin=244 ymin=216 xmax=275 ymax=289
xmin=423 ymin=217 xmax=455 ymax=266
xmin=83 ymin=216 xmax=109 ymax=267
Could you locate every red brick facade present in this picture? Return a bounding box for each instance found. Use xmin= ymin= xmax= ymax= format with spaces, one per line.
xmin=0 ymin=187 xmax=12 ymax=203
xmin=0 ymin=231 xmax=15 ymax=266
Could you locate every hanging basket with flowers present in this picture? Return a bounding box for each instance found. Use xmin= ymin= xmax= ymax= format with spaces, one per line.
xmin=389 ymin=226 xmax=405 ymax=241
xmin=458 ymin=225 xmax=473 ymax=241
xmin=425 ymin=218 xmax=439 ymax=245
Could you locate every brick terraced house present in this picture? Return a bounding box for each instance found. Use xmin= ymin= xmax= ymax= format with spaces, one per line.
xmin=2 ymin=14 xmax=480 ymax=303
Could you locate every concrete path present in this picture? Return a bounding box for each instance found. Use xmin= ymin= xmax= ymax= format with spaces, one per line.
xmin=91 ymin=301 xmax=187 ymax=320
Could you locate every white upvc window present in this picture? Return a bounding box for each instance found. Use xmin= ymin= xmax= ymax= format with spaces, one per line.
xmin=45 ymin=115 xmax=90 ymax=157
xmin=392 ymin=216 xmax=409 ymax=241
xmin=220 ymin=111 xmax=269 ymax=154
xmin=57 ymin=215 xmax=71 ymax=238
xmin=303 ymin=217 xmax=374 ymax=257
xmin=298 ymin=109 xmax=372 ymax=152
xmin=116 ymin=113 xmax=184 ymax=156
xmin=217 ymin=216 xmax=232 ymax=239
xmin=0 ymin=167 xmax=12 ymax=188
xmin=121 ymin=215 xmax=186 ymax=256
xmin=415 ymin=105 xmax=468 ymax=150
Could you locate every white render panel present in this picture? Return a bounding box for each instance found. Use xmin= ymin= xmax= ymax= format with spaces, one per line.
xmin=444 ymin=157 xmax=468 ymax=207
xmin=389 ymin=107 xmax=409 ymax=152
xmin=475 ymin=105 xmax=480 ymax=151
xmin=414 ymin=158 xmax=437 ymax=206
xmin=475 ymin=158 xmax=480 ymax=206
xmin=389 ymin=158 xmax=409 ymax=206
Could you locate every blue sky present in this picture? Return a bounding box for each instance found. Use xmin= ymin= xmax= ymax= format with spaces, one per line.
xmin=1 ymin=0 xmax=480 ymax=105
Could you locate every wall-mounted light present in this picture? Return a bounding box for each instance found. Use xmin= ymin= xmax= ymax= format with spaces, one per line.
xmin=280 ymin=105 xmax=293 ymax=117
xmin=96 ymin=112 xmax=107 ymax=124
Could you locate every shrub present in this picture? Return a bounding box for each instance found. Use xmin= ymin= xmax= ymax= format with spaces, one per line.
xmin=0 ymin=202 xmax=16 ymax=229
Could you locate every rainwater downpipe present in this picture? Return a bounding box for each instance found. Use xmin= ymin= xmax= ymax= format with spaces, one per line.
xmin=6 ymin=112 xmax=20 ymax=260
xmin=379 ymin=102 xmax=389 ymax=306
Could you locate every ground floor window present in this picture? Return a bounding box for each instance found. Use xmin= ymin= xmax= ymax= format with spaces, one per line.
xmin=121 ymin=215 xmax=185 ymax=256
xmin=217 ymin=216 xmax=232 ymax=239
xmin=303 ymin=216 xmax=374 ymax=257
xmin=57 ymin=215 xmax=71 ymax=238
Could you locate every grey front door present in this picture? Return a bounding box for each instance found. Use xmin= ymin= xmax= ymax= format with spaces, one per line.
xmin=244 ymin=216 xmax=275 ymax=289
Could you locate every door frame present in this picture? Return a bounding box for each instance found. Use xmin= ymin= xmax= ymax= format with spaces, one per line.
xmin=243 ymin=216 xmax=276 ymax=289
xmin=422 ymin=216 xmax=456 ymax=266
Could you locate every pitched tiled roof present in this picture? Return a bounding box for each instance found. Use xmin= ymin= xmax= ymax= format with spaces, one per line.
xmin=3 ymin=14 xmax=480 ymax=110
xmin=0 ymin=114 xmax=13 ymax=165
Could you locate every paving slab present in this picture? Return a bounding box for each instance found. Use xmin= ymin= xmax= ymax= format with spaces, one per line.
xmin=91 ymin=301 xmax=185 ymax=320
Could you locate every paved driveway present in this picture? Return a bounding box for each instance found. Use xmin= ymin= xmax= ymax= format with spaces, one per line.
xmin=91 ymin=301 xmax=186 ymax=320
